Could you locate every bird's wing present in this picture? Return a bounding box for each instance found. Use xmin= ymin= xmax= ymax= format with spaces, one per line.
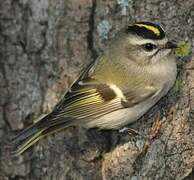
xmin=45 ymin=78 xmax=124 ymax=126
xmin=40 ymin=79 xmax=158 ymax=129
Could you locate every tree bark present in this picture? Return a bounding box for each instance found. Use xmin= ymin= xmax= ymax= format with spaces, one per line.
xmin=0 ymin=0 xmax=194 ymax=179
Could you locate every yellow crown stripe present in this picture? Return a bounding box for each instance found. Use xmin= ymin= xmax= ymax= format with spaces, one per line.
xmin=134 ymin=24 xmax=160 ymax=36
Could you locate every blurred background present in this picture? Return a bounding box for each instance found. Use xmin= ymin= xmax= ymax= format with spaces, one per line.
xmin=0 ymin=0 xmax=194 ymax=179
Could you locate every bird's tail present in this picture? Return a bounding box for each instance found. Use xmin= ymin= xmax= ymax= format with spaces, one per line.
xmin=10 ymin=113 xmax=72 ymax=156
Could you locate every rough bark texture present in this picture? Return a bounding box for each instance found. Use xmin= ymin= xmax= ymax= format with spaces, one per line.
xmin=0 ymin=0 xmax=194 ymax=179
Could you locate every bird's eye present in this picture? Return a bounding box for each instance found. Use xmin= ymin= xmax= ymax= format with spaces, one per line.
xmin=143 ymin=43 xmax=157 ymax=52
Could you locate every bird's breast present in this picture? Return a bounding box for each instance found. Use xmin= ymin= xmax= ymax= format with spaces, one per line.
xmin=148 ymin=58 xmax=177 ymax=87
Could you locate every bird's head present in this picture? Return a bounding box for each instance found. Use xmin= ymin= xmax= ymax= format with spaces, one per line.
xmin=111 ymin=22 xmax=177 ymax=66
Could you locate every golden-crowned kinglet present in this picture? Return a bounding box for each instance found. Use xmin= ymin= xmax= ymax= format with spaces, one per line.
xmin=11 ymin=22 xmax=177 ymax=155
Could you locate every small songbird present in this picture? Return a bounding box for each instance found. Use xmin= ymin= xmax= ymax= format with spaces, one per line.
xmin=11 ymin=22 xmax=177 ymax=155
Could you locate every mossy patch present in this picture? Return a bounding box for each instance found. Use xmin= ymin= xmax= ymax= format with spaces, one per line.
xmin=172 ymin=78 xmax=184 ymax=93
xmin=175 ymin=41 xmax=192 ymax=57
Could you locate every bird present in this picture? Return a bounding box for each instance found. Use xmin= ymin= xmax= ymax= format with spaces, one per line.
xmin=10 ymin=22 xmax=178 ymax=156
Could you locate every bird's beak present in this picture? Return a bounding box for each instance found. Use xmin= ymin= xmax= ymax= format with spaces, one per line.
xmin=164 ymin=41 xmax=178 ymax=49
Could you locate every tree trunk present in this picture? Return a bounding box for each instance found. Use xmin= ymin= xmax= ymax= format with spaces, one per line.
xmin=0 ymin=0 xmax=194 ymax=179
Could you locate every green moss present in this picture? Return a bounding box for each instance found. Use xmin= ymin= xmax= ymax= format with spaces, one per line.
xmin=172 ymin=78 xmax=184 ymax=93
xmin=175 ymin=41 xmax=192 ymax=57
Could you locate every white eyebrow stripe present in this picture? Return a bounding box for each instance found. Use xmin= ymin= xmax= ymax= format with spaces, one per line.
xmin=129 ymin=36 xmax=168 ymax=46
xmin=136 ymin=39 xmax=156 ymax=45
xmin=129 ymin=36 xmax=156 ymax=45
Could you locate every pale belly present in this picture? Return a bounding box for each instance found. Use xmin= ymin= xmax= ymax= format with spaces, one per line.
xmin=85 ymin=92 xmax=162 ymax=129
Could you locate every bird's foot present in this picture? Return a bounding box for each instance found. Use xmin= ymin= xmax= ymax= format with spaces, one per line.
xmin=118 ymin=127 xmax=143 ymax=137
